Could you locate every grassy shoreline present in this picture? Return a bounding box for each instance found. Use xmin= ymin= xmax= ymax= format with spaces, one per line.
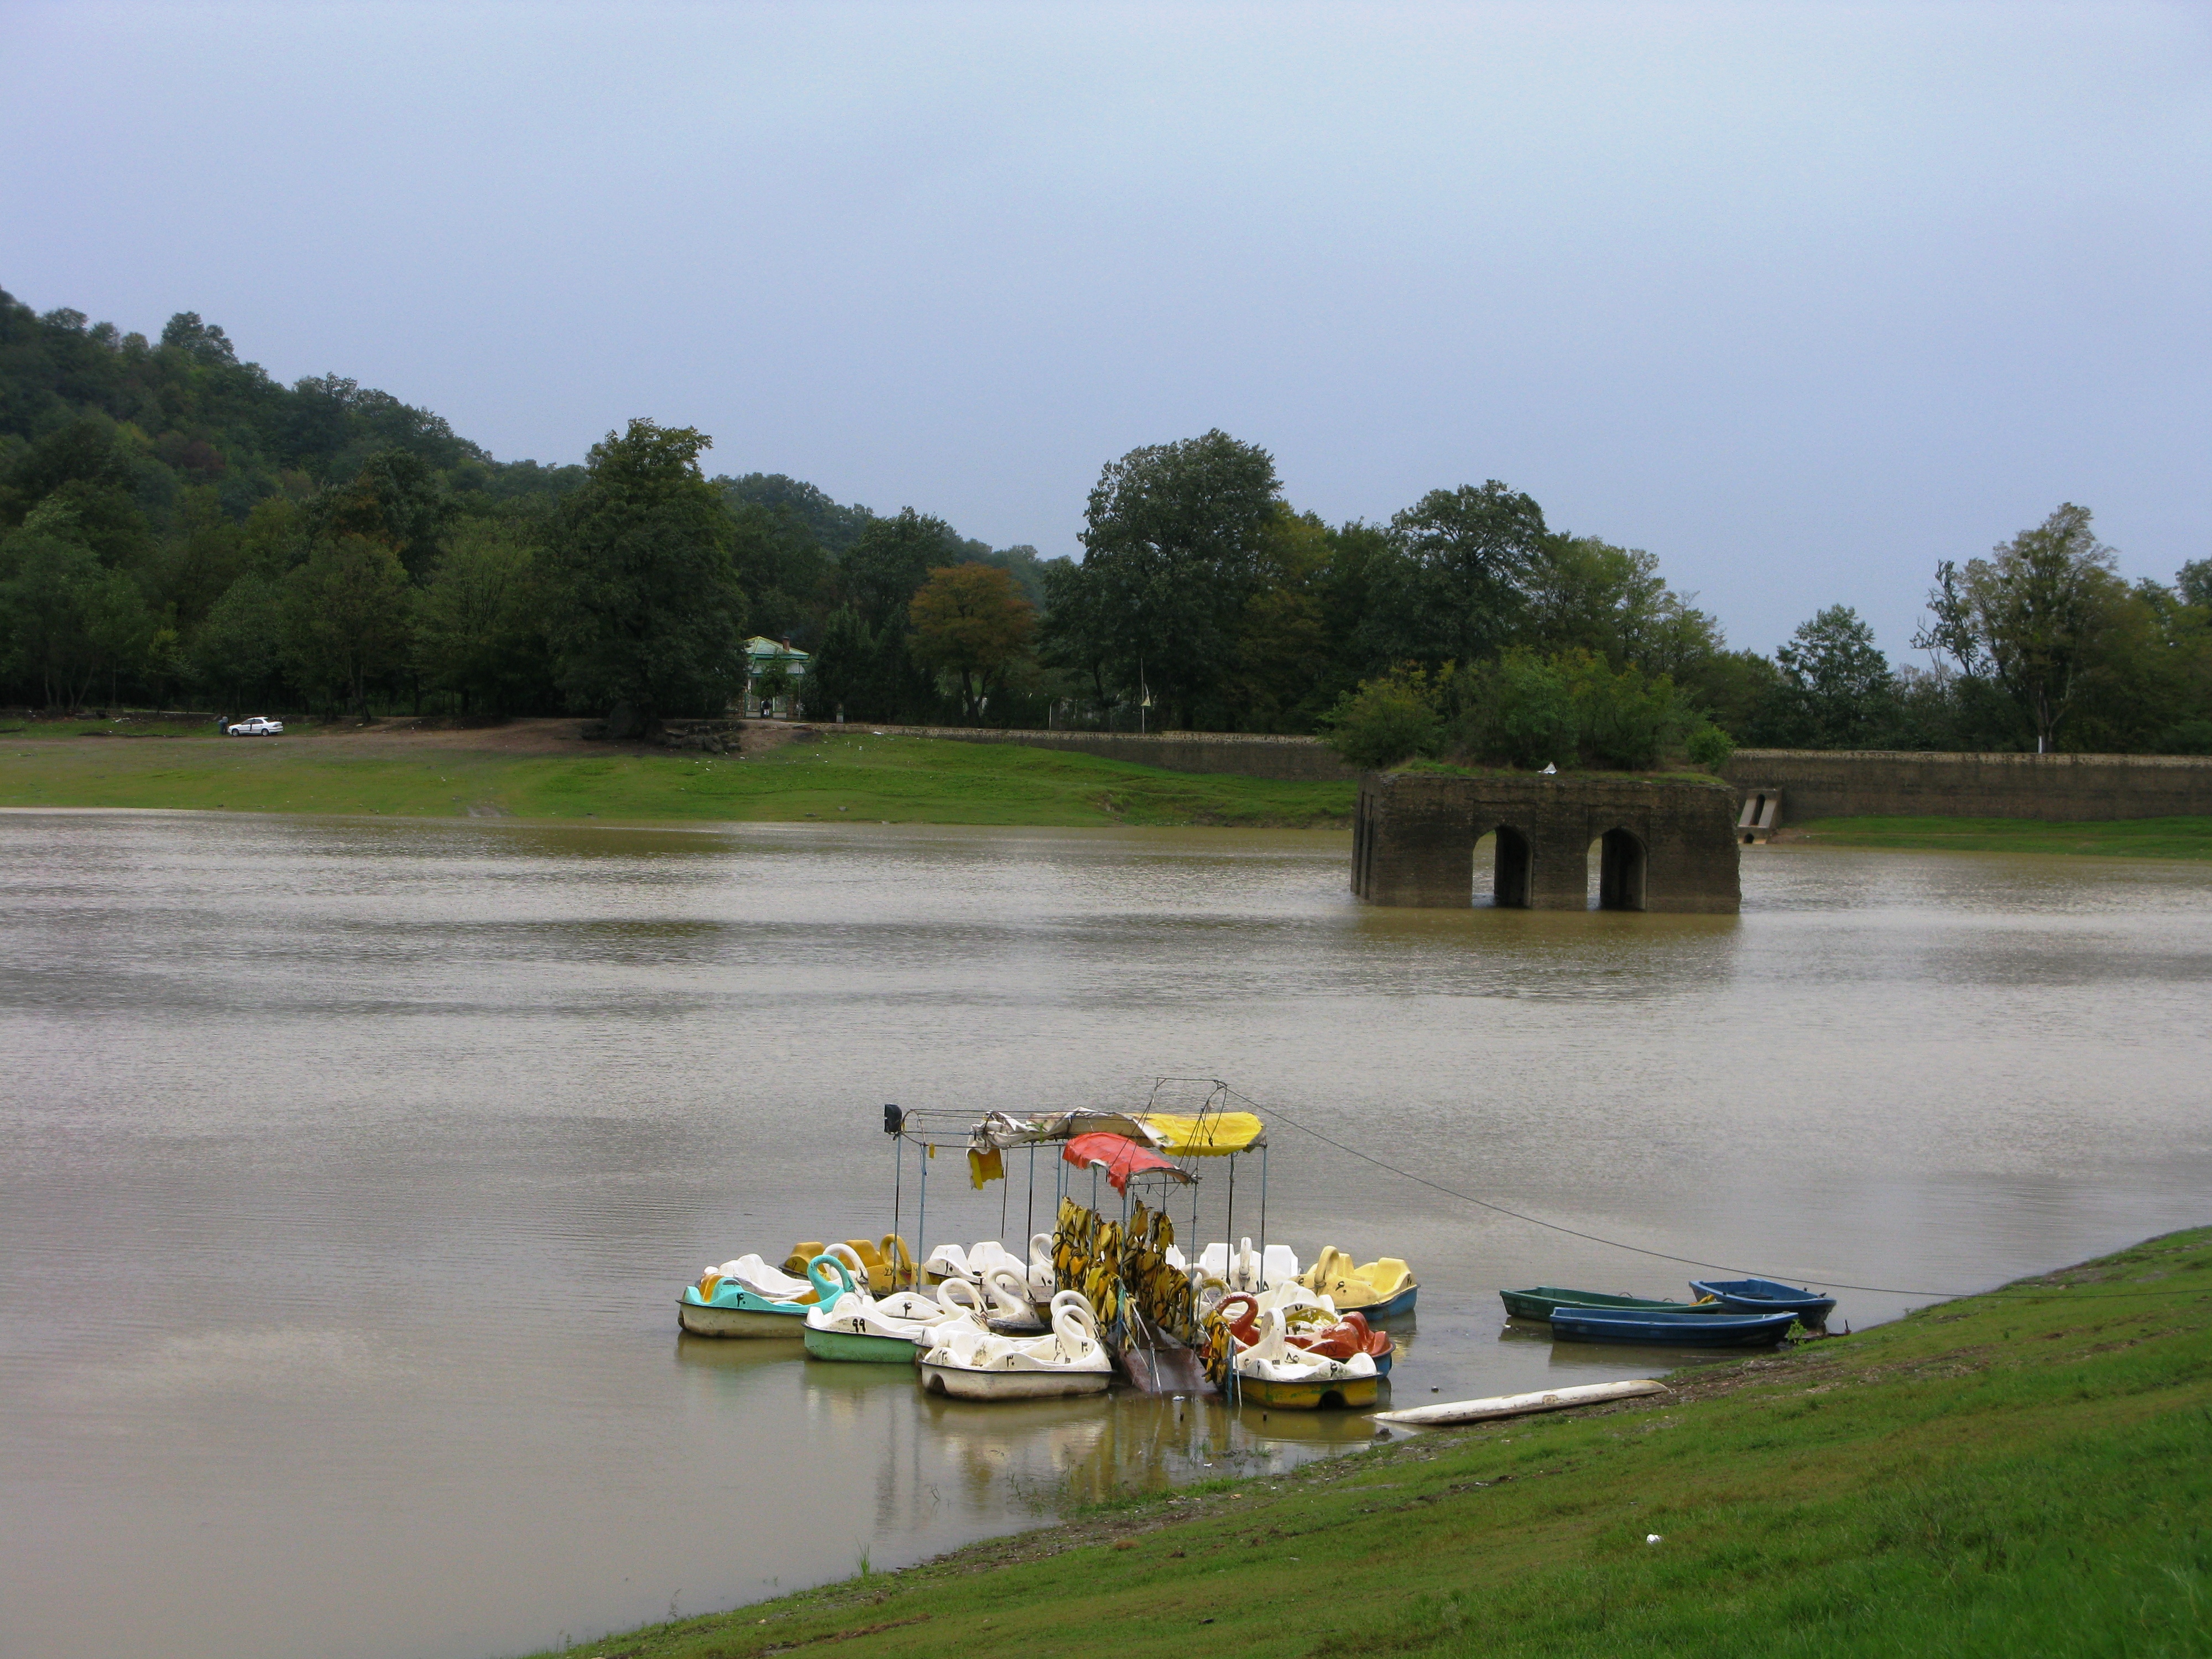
xmin=521 ymin=1227 xmax=2211 ymax=1659
xmin=8 ymin=725 xmax=2211 ymax=856
xmin=0 ymin=726 xmax=1354 ymax=830
xmin=1787 ymin=815 xmax=2212 ymax=860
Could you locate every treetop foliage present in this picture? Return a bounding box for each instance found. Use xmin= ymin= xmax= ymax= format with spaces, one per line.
xmin=2 ymin=287 xmax=2205 ymax=756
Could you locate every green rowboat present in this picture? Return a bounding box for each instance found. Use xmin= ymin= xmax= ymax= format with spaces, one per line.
xmin=1500 ymin=1286 xmax=1725 ymax=1321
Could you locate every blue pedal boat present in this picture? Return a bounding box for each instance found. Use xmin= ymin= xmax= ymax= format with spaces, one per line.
xmin=1550 ymin=1307 xmax=1800 ymax=1347
xmin=1688 ymin=1278 xmax=1837 ymax=1328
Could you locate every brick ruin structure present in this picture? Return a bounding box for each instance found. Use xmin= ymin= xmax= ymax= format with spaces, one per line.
xmin=1352 ymin=770 xmax=1741 ymax=912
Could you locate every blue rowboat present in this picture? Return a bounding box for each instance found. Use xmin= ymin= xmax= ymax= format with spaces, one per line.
xmin=1500 ymin=1287 xmax=1724 ymax=1321
xmin=1688 ymin=1278 xmax=1837 ymax=1328
xmin=1549 ymin=1307 xmax=1799 ymax=1347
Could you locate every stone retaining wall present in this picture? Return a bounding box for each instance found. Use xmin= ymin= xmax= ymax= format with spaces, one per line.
xmin=810 ymin=723 xmax=1359 ymax=782
xmin=1719 ymin=750 xmax=2212 ymax=822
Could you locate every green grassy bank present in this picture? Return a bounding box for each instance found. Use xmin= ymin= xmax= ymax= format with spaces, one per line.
xmin=527 ymin=1228 xmax=2212 ymax=1659
xmin=1791 ymin=815 xmax=2212 ymax=860
xmin=0 ymin=729 xmax=1354 ymax=828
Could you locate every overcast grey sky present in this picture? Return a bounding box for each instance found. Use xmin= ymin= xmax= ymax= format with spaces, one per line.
xmin=7 ymin=2 xmax=2208 ymax=656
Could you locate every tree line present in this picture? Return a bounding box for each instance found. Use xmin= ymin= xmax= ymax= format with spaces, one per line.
xmin=3 ymin=288 xmax=2207 ymax=760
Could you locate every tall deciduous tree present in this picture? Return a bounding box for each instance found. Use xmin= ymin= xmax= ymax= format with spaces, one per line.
xmin=1375 ymin=481 xmax=1547 ymax=666
xmin=541 ymin=420 xmax=745 ymax=732
xmin=842 ymin=508 xmax=961 ymax=634
xmin=1078 ymin=430 xmax=1280 ymax=726
xmin=285 ymin=535 xmax=415 ymax=716
xmin=0 ymin=521 xmax=102 ymax=708
xmin=1038 ymin=557 xmax=1116 ymax=710
xmin=190 ymin=574 xmax=289 ymax=711
xmin=1916 ymin=503 xmax=2126 ymax=753
xmin=806 ymin=607 xmax=877 ymax=722
xmin=415 ymin=519 xmax=546 ymax=714
xmin=909 ymin=562 xmax=1036 ymax=721
xmin=1773 ymin=605 xmax=1896 ymax=748
xmin=312 ymin=447 xmax=455 ymax=578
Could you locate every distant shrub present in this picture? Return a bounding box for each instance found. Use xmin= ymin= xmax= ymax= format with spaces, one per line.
xmin=1459 ymin=650 xmax=1577 ymax=770
xmin=1685 ymin=721 xmax=1736 ymax=770
xmin=1321 ymin=671 xmax=1443 ymax=770
xmin=1455 ymin=648 xmax=1712 ymax=771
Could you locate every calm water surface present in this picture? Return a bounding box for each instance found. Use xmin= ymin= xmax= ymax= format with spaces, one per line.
xmin=3 ymin=811 xmax=2209 ymax=1659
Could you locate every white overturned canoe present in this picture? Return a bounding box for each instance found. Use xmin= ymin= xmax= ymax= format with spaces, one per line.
xmin=1373 ymin=1379 xmax=1667 ymax=1427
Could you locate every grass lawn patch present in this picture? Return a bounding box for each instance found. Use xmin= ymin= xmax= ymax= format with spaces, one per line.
xmin=0 ymin=729 xmax=1353 ymax=830
xmin=520 ymin=1227 xmax=2212 ymax=1659
xmin=1793 ymin=815 xmax=2212 ymax=861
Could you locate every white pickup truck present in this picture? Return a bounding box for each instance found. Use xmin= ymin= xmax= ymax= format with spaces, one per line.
xmin=225 ymin=716 xmax=285 ymax=736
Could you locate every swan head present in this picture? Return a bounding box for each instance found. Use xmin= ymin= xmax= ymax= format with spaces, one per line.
xmin=806 ymin=1253 xmax=860 ymax=1307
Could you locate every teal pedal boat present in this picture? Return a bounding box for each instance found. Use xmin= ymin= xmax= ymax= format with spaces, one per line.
xmin=678 ymin=1254 xmax=815 ymax=1337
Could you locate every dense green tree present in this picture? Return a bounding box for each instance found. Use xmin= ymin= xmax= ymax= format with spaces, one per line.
xmin=190 ymin=575 xmax=288 ymax=711
xmin=414 ymin=519 xmax=547 ymax=714
xmin=285 ymin=536 xmax=415 ymax=716
xmin=82 ymin=567 xmax=156 ymax=707
xmin=720 ymin=473 xmax=873 ymax=554
xmin=1037 ymin=557 xmax=1117 ymax=709
xmin=541 ymin=420 xmax=745 ymax=730
xmin=1223 ymin=509 xmax=1333 ymax=732
xmin=842 ymin=508 xmax=963 ymax=633
xmin=1319 ymin=670 xmax=1444 ymax=770
xmin=2177 ymin=559 xmax=2212 ymax=611
xmin=1460 ymin=650 xmax=1579 ymax=770
xmin=0 ymin=518 xmax=103 ymax=707
xmin=727 ymin=499 xmax=836 ymax=645
xmin=1078 ymin=430 xmax=1280 ymax=727
xmin=1770 ymin=606 xmax=1898 ymax=748
xmin=311 ymin=447 xmax=455 ymax=578
xmin=908 ymin=563 xmax=1036 ymax=722
xmin=806 ymin=606 xmax=877 ymax=721
xmin=1916 ymin=504 xmax=2128 ymax=753
xmin=1371 ymin=481 xmax=1547 ymax=667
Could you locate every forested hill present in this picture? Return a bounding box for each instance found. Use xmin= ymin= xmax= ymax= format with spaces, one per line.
xmin=0 ymin=286 xmax=1052 ymax=721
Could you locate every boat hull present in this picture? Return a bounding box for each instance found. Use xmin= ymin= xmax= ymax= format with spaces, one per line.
xmin=802 ymin=1326 xmax=921 ymax=1364
xmin=919 ymin=1363 xmax=1112 ymax=1400
xmin=1232 ymin=1373 xmax=1383 ymax=1411
xmin=1550 ymin=1309 xmax=1798 ymax=1347
xmin=1340 ymin=1285 xmax=1417 ymax=1321
xmin=677 ymin=1300 xmax=806 ymax=1338
xmin=1501 ymin=1287 xmax=1719 ymax=1321
xmin=1688 ymin=1279 xmax=1837 ymax=1328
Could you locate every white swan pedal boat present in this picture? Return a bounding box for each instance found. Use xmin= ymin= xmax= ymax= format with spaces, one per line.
xmin=919 ymin=1290 xmax=1114 ymax=1401
xmin=802 ymin=1254 xmax=967 ymax=1363
xmin=1230 ymin=1305 xmax=1381 ymax=1410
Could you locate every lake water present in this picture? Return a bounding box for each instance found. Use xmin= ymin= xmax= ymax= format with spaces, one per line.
xmin=4 ymin=810 xmax=2208 ymax=1659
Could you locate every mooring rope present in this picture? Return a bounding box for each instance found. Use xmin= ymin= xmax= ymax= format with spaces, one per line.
xmin=1245 ymin=1092 xmax=2200 ymax=1303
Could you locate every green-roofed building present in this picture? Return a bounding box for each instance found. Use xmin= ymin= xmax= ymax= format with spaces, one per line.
xmin=742 ymin=637 xmax=810 ymax=718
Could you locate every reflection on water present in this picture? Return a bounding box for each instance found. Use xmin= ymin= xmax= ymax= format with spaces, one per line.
xmin=3 ymin=811 xmax=2209 ymax=1659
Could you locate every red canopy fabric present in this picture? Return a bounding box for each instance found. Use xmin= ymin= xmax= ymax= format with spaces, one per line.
xmin=1061 ymin=1133 xmax=1190 ymax=1194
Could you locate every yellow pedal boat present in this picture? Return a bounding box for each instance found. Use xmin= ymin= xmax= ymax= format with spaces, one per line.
xmin=1298 ymin=1246 xmax=1418 ymax=1318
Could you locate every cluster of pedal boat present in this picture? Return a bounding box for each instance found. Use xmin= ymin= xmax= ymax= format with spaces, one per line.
xmin=678 ymin=1220 xmax=1420 ymax=1408
xmin=674 ymin=1097 xmax=1838 ymax=1414
xmin=1500 ymin=1277 xmax=1838 ymax=1343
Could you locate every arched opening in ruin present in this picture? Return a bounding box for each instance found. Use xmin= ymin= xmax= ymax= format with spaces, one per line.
xmin=1493 ymin=825 xmax=1533 ymax=907
xmin=1592 ymin=827 xmax=1648 ymax=911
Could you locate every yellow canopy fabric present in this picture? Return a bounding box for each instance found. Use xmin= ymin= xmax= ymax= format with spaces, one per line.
xmin=1136 ymin=1112 xmax=1266 ymax=1156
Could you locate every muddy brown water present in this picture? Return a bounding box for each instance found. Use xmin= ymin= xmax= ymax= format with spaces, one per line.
xmin=4 ymin=810 xmax=2208 ymax=1659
